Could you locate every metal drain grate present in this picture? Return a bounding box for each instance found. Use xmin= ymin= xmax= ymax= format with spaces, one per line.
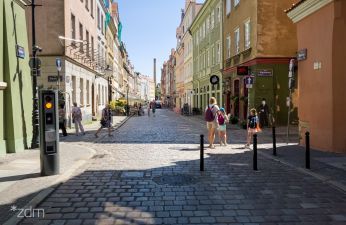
xmin=153 ymin=174 xmax=198 ymax=186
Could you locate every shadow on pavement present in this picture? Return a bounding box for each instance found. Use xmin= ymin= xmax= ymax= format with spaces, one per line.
xmin=2 ymin=149 xmax=343 ymax=225
xmin=0 ymin=173 xmax=41 ymax=183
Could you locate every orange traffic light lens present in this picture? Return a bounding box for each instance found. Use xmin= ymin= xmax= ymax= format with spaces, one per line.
xmin=45 ymin=102 xmax=53 ymax=109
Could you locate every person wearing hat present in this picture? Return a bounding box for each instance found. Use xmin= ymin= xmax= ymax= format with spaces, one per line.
xmin=217 ymin=107 xmax=229 ymax=146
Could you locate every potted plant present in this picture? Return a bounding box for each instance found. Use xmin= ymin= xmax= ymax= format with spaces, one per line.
xmin=230 ymin=115 xmax=239 ymax=124
xmin=241 ymin=120 xmax=247 ymax=129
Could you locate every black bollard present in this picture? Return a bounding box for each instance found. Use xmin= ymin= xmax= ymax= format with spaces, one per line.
xmin=305 ymin=132 xmax=310 ymax=169
xmin=273 ymin=126 xmax=277 ymax=156
xmin=253 ymin=134 xmax=258 ymax=171
xmin=200 ymin=134 xmax=204 ymax=171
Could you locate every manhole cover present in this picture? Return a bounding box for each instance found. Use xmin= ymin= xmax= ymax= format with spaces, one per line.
xmin=153 ymin=174 xmax=198 ymax=186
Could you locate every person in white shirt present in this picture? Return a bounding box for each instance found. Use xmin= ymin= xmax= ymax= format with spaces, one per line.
xmin=72 ymin=102 xmax=85 ymax=136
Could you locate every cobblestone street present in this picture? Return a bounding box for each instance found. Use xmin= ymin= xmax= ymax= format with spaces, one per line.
xmin=21 ymin=109 xmax=346 ymax=225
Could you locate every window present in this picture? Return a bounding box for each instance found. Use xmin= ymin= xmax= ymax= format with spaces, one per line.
xmin=80 ymin=78 xmax=84 ymax=105
xmin=217 ymin=6 xmax=221 ymax=22
xmin=212 ymin=45 xmax=215 ymax=65
xmin=234 ymin=0 xmax=240 ymax=7
xmin=91 ymin=36 xmax=94 ymax=60
xmin=216 ymin=42 xmax=221 ymax=63
xmin=244 ymin=20 xmax=251 ymax=49
xmin=79 ymin=23 xmax=83 ymax=53
xmin=226 ymin=0 xmax=231 ymax=15
xmin=211 ymin=11 xmax=215 ymax=29
xmin=226 ymin=35 xmax=231 ymax=58
xmin=206 ymin=16 xmax=210 ymax=32
xmin=101 ymin=14 xmax=104 ymax=34
xmin=85 ymin=0 xmax=89 ymax=10
xmin=71 ymin=14 xmax=76 ymax=46
xmin=97 ymin=7 xmax=100 ymax=29
xmin=90 ymin=0 xmax=93 ymax=17
xmin=234 ymin=28 xmax=240 ymax=54
xmin=86 ymin=30 xmax=90 ymax=57
xmin=86 ymin=80 xmax=90 ymax=105
xmin=206 ymin=49 xmax=210 ymax=67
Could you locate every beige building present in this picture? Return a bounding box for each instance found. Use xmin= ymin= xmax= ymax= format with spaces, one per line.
xmin=26 ymin=0 xmax=110 ymax=125
xmin=182 ymin=0 xmax=202 ymax=112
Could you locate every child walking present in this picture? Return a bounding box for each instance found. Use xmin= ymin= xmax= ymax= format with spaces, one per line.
xmin=217 ymin=108 xmax=229 ymax=146
xmin=245 ymin=108 xmax=259 ymax=148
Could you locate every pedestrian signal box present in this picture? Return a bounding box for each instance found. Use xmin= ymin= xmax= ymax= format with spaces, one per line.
xmin=39 ymin=90 xmax=60 ymax=176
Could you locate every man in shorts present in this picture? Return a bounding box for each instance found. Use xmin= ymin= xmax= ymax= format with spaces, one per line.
xmin=205 ymin=97 xmax=219 ymax=149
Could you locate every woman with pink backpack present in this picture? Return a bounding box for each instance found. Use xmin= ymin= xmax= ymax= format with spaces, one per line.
xmin=217 ymin=108 xmax=229 ymax=146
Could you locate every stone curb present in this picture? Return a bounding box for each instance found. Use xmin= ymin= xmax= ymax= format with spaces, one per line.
xmin=258 ymin=150 xmax=346 ymax=193
xmin=3 ymin=145 xmax=97 ymax=225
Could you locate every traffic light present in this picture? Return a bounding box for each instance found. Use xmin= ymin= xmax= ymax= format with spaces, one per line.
xmin=39 ymin=90 xmax=59 ymax=176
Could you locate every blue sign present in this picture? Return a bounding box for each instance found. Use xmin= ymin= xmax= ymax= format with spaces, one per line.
xmin=56 ymin=58 xmax=62 ymax=71
xmin=245 ymin=76 xmax=254 ymax=85
xmin=16 ymin=45 xmax=25 ymax=59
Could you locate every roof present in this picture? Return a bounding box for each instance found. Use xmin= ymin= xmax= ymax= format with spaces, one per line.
xmin=285 ymin=0 xmax=306 ymax=13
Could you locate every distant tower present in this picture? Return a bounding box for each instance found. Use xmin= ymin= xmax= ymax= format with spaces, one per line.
xmin=153 ymin=58 xmax=156 ymax=99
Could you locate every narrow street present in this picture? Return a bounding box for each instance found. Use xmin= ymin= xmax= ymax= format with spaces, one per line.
xmin=20 ymin=109 xmax=346 ymax=225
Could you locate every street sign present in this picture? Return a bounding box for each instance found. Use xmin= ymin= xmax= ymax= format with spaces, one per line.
xmin=16 ymin=45 xmax=25 ymax=59
xmin=210 ymin=75 xmax=219 ymax=85
xmin=245 ymin=76 xmax=254 ymax=89
xmin=56 ymin=58 xmax=62 ymax=72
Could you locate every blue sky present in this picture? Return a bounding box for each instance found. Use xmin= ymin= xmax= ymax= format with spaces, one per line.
xmin=117 ymin=0 xmax=205 ymax=81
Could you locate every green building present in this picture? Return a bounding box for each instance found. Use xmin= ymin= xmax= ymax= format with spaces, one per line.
xmin=0 ymin=0 xmax=33 ymax=154
xmin=191 ymin=0 xmax=223 ymax=110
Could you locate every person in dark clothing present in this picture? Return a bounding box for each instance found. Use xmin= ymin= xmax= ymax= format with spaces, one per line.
xmin=258 ymin=98 xmax=269 ymax=128
xmin=59 ymin=104 xmax=67 ymax=136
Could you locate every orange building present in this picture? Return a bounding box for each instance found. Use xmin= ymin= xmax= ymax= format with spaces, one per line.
xmin=286 ymin=0 xmax=346 ymax=153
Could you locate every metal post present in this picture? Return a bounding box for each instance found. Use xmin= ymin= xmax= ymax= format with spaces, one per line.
xmin=57 ymin=70 xmax=60 ymax=91
xmin=200 ymin=134 xmax=204 ymax=171
xmin=30 ymin=0 xmax=39 ymax=149
xmin=253 ymin=134 xmax=258 ymax=171
xmin=272 ymin=126 xmax=277 ymax=156
xmin=305 ymin=132 xmax=310 ymax=169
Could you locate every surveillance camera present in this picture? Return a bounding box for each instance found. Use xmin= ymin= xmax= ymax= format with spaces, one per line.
xmin=34 ymin=46 xmax=42 ymax=52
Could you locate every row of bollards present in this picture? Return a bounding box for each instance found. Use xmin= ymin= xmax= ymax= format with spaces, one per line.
xmin=200 ymin=130 xmax=311 ymax=172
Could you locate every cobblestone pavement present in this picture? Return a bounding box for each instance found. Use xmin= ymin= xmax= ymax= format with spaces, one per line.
xmin=21 ymin=109 xmax=346 ymax=225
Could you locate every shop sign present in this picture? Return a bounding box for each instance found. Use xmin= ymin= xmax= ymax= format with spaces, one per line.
xmin=210 ymin=75 xmax=219 ymax=85
xmin=257 ymin=69 xmax=273 ymax=77
xmin=297 ymin=49 xmax=307 ymax=61
xmin=48 ymin=76 xmax=63 ymax=82
xmin=16 ymin=45 xmax=25 ymax=59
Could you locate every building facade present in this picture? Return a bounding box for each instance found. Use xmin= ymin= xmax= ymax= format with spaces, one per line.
xmin=222 ymin=0 xmax=298 ymax=125
xmin=286 ymin=0 xmax=346 ymax=153
xmin=1 ymin=0 xmax=33 ymax=154
xmin=26 ymin=0 xmax=110 ymax=126
xmin=181 ymin=0 xmax=202 ymax=113
xmin=191 ymin=0 xmax=224 ymax=111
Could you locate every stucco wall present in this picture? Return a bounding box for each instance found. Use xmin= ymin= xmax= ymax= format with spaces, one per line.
xmin=3 ymin=0 xmax=33 ymax=153
xmin=0 ymin=0 xmax=5 ymax=154
xmin=332 ymin=0 xmax=346 ymax=152
xmin=257 ymin=0 xmax=297 ymax=57
xmin=297 ymin=2 xmax=334 ymax=151
xmin=26 ymin=0 xmax=65 ymax=56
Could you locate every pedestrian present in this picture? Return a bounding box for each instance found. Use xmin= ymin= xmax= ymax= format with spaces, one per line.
xmin=258 ymin=98 xmax=269 ymax=128
xmin=217 ymin=108 xmax=229 ymax=146
xmin=95 ymin=104 xmax=113 ymax=138
xmin=205 ymin=97 xmax=220 ymax=149
xmin=147 ymin=101 xmax=151 ymax=116
xmin=72 ymin=102 xmax=85 ymax=136
xmin=58 ymin=103 xmax=67 ymax=136
xmin=151 ymin=100 xmax=156 ymax=117
xmin=245 ymin=108 xmax=259 ymax=148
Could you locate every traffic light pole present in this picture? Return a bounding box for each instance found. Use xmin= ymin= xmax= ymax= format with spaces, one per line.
xmin=30 ymin=0 xmax=40 ymax=149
